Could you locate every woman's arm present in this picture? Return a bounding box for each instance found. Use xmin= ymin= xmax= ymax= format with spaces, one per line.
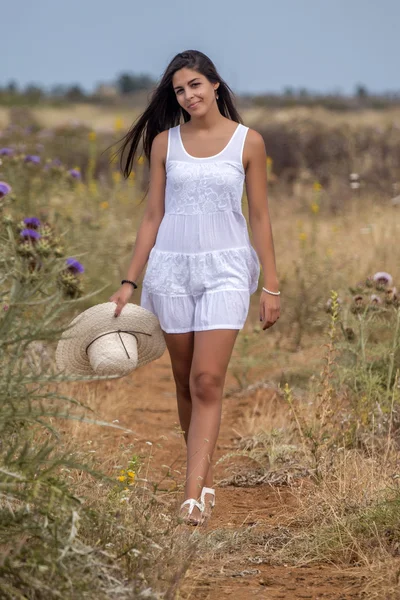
xmin=244 ymin=129 xmax=279 ymax=292
xmin=110 ymin=130 xmax=167 ymax=316
xmin=244 ymin=129 xmax=280 ymax=330
xmin=124 ymin=130 xmax=167 ymax=282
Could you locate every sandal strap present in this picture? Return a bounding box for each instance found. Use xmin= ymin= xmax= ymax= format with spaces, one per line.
xmin=201 ymin=487 xmax=216 ymax=507
xmin=180 ymin=498 xmax=204 ymax=515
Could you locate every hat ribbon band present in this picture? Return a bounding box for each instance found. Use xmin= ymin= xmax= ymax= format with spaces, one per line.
xmin=85 ymin=329 xmax=152 ymax=360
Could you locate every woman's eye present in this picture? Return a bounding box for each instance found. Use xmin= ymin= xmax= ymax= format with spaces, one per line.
xmin=176 ymin=83 xmax=200 ymax=94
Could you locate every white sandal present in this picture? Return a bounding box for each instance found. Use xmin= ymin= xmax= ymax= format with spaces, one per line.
xmin=179 ymin=498 xmax=205 ymax=526
xmin=200 ymin=487 xmax=216 ymax=519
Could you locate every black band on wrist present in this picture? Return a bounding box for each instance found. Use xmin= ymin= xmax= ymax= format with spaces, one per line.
xmin=121 ymin=279 xmax=138 ymax=289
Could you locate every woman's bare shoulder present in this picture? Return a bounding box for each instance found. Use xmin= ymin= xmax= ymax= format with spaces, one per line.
xmin=151 ymin=129 xmax=170 ymax=163
xmin=242 ymin=128 xmax=266 ymax=170
xmin=245 ymin=127 xmax=265 ymax=148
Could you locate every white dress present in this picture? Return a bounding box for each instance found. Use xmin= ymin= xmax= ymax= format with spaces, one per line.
xmin=140 ymin=122 xmax=260 ymax=333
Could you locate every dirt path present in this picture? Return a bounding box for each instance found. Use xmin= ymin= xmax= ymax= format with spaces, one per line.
xmin=72 ymin=338 xmax=365 ymax=599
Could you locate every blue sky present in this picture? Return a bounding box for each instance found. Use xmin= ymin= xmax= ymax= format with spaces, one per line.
xmin=2 ymin=0 xmax=399 ymax=95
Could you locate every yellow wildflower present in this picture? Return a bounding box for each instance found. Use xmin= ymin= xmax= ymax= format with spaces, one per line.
xmin=89 ymin=131 xmax=96 ymax=142
xmin=117 ymin=475 xmax=127 ymax=482
xmin=313 ymin=181 xmax=322 ymax=191
xmin=137 ymin=155 xmax=145 ymax=165
xmin=299 ymin=232 xmax=307 ymax=242
xmin=112 ymin=171 xmax=121 ymax=184
xmin=311 ymin=202 xmax=319 ymax=214
xmin=127 ymin=470 xmax=135 ymax=478
xmin=100 ymin=201 xmax=109 ymax=210
xmin=115 ymin=117 xmax=123 ymax=132
xmin=129 ymin=170 xmax=136 ymax=179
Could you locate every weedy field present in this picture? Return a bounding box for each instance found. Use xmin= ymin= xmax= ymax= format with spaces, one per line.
xmin=0 ymin=104 xmax=399 ymax=599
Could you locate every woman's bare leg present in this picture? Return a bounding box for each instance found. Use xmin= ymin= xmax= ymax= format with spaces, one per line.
xmin=184 ymin=329 xmax=239 ymax=517
xmin=162 ymin=331 xmax=214 ymax=491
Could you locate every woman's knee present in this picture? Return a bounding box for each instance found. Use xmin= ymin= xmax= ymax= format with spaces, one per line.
xmin=189 ymin=371 xmax=224 ymax=402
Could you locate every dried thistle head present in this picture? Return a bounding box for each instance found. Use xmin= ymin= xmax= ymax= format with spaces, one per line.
xmin=57 ymin=271 xmax=84 ymax=298
xmin=384 ymin=287 xmax=397 ymax=305
xmin=365 ymin=275 xmax=374 ymax=288
xmin=350 ymin=294 xmax=365 ymax=314
xmin=370 ymin=294 xmax=382 ymax=305
xmin=54 ymin=246 xmax=64 ymax=257
xmin=35 ymin=239 xmax=52 ymax=257
xmin=349 ymin=281 xmax=365 ymax=295
xmin=344 ymin=327 xmax=356 ymax=341
xmin=17 ymin=240 xmax=36 ymax=258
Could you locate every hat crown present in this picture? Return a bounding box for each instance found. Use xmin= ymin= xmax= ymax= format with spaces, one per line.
xmin=87 ymin=331 xmax=138 ymax=376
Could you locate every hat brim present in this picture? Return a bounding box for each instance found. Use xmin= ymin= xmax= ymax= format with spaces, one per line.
xmin=56 ymin=302 xmax=166 ymax=377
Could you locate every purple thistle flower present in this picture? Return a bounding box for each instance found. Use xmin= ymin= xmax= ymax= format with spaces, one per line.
xmin=66 ymin=257 xmax=84 ymax=274
xmin=0 ymin=147 xmax=14 ymax=156
xmin=24 ymin=155 xmax=41 ymax=164
xmin=0 ymin=181 xmax=12 ymax=198
xmin=23 ymin=217 xmax=41 ymax=229
xmin=20 ymin=228 xmax=41 ymax=241
xmin=68 ymin=168 xmax=81 ymax=179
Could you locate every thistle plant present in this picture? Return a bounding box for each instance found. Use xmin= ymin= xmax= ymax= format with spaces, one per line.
xmin=284 ymin=290 xmax=340 ymax=480
xmin=325 ymin=271 xmax=400 ymax=442
xmin=0 ymin=205 xmax=132 ymax=598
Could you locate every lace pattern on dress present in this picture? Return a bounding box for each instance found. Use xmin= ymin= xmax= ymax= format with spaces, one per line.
xmin=143 ymin=245 xmax=260 ymax=296
xmin=165 ymin=161 xmax=244 ymax=215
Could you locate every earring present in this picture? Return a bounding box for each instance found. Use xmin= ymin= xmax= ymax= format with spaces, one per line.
xmin=215 ymin=90 xmax=219 ymax=100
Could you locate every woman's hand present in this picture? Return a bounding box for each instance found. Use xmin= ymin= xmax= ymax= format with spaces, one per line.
xmin=260 ymin=290 xmax=280 ymax=331
xmin=109 ymin=284 xmax=135 ymax=317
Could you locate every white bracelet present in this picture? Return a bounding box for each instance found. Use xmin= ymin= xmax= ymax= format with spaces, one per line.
xmin=262 ymin=287 xmax=281 ymax=296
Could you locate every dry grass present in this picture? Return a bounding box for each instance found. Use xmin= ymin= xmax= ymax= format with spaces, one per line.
xmin=2 ymin=103 xmax=400 ymax=131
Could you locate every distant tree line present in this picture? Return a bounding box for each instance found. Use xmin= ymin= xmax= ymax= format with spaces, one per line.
xmin=1 ymin=72 xmax=400 ymax=110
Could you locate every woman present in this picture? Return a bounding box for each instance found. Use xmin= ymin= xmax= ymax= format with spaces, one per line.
xmin=110 ymin=50 xmax=280 ymax=525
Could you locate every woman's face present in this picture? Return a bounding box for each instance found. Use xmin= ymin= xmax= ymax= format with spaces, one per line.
xmin=172 ymin=68 xmax=218 ymax=116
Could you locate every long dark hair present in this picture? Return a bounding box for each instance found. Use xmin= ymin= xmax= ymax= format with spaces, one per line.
xmin=112 ymin=50 xmax=243 ymax=179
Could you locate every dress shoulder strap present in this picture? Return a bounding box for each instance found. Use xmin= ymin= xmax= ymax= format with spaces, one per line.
xmin=223 ymin=123 xmax=249 ymax=166
xmin=166 ymin=125 xmax=184 ymax=164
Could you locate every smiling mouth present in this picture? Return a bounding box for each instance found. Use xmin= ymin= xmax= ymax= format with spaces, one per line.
xmin=188 ymin=101 xmax=200 ymax=109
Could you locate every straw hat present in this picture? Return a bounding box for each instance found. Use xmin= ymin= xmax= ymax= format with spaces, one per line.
xmin=56 ymin=302 xmax=166 ymax=378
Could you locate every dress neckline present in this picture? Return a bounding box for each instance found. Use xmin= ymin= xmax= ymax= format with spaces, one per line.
xmin=178 ymin=123 xmax=241 ymax=160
